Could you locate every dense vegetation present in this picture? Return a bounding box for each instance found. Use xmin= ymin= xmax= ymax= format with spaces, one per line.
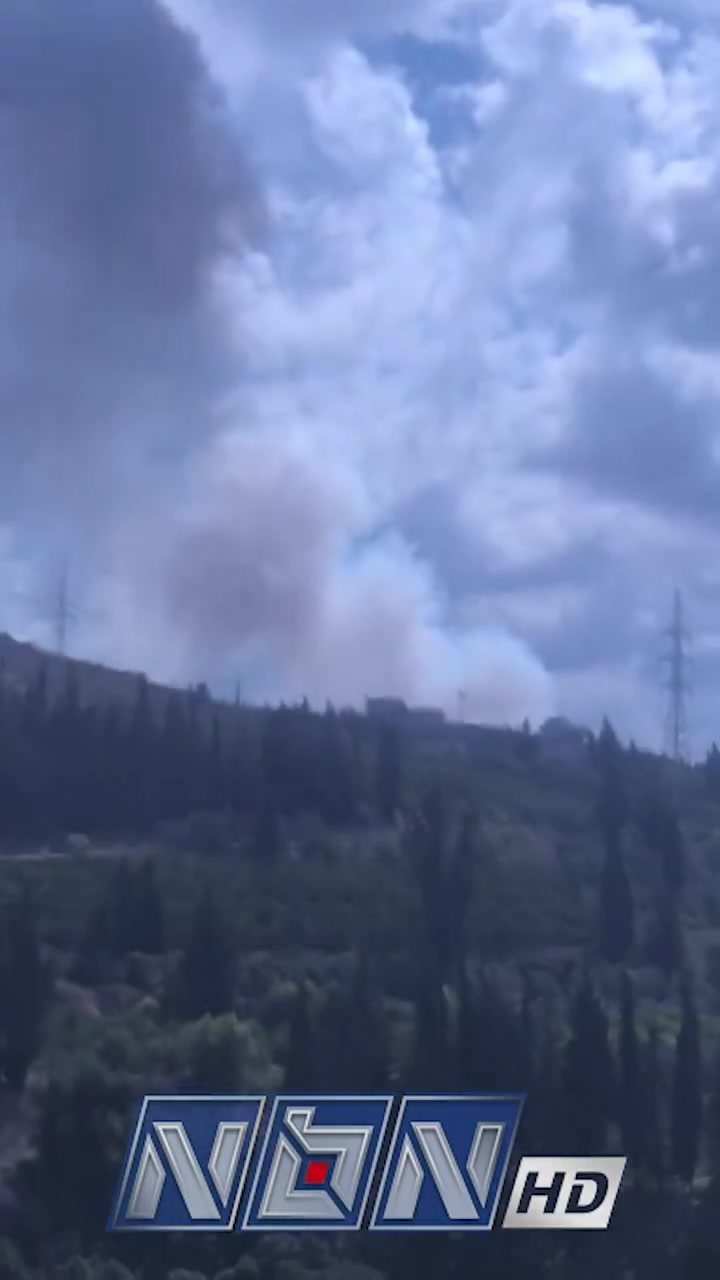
xmin=2 ymin=666 xmax=720 ymax=1276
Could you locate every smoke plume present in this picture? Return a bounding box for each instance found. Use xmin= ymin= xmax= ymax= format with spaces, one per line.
xmin=0 ymin=0 xmax=553 ymax=726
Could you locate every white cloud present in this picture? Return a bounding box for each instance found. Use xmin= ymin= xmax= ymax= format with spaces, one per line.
xmin=126 ymin=0 xmax=720 ymax=748
xmin=9 ymin=0 xmax=720 ymax=748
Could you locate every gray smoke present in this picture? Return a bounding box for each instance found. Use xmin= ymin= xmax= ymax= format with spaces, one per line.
xmin=0 ymin=0 xmax=257 ymax=529
xmin=1 ymin=0 xmax=553 ymax=725
xmin=100 ymin=432 xmax=553 ymax=722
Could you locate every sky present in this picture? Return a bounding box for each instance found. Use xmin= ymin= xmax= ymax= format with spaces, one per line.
xmin=1 ymin=0 xmax=720 ymax=751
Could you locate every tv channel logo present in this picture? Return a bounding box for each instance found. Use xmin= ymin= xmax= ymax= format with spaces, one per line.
xmin=109 ymin=1093 xmax=626 ymax=1233
xmin=108 ymin=1096 xmax=265 ymax=1232
xmin=370 ymin=1094 xmax=522 ymax=1231
xmin=242 ymin=1095 xmax=395 ymax=1230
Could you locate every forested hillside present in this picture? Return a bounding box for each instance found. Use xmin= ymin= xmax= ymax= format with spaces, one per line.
xmin=0 ymin=659 xmax=720 ymax=1277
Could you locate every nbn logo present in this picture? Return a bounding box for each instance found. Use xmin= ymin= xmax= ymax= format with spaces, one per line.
xmin=371 ymin=1095 xmax=523 ymax=1231
xmin=108 ymin=1096 xmax=265 ymax=1232
xmin=108 ymin=1093 xmax=626 ymax=1233
xmin=243 ymin=1095 xmax=395 ymax=1231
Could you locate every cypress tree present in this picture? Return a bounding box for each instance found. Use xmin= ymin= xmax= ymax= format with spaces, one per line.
xmin=646 ymin=885 xmax=684 ymax=978
xmin=671 ymin=977 xmax=702 ymax=1183
xmin=127 ymin=675 xmax=156 ymax=828
xmin=135 ymin=858 xmax=165 ymax=954
xmin=705 ymin=1049 xmax=720 ymax=1185
xmin=642 ymin=1024 xmax=665 ymax=1182
xmin=408 ymin=944 xmax=449 ymax=1090
xmin=640 ymin=794 xmax=686 ymax=893
xmin=599 ymin=831 xmax=634 ymax=964
xmin=457 ymin=970 xmax=530 ymax=1096
xmin=328 ymin=712 xmax=358 ymax=825
xmin=0 ymin=892 xmax=50 ymax=1091
xmin=562 ymin=973 xmax=615 ymax=1154
xmin=595 ymin=718 xmax=627 ymax=842
xmin=207 ymin=711 xmax=224 ymax=809
xmin=171 ymin=887 xmax=236 ymax=1020
xmin=448 ymin=806 xmax=477 ymax=984
xmin=285 ymin=981 xmax=316 ymax=1090
xmin=406 ymin=790 xmax=476 ymax=986
xmin=705 ymin=744 xmax=720 ymax=798
xmin=108 ymin=859 xmax=137 ymax=956
xmin=618 ymin=971 xmax=644 ymax=1168
xmin=375 ymin=722 xmax=403 ymax=822
xmin=343 ymin=949 xmax=389 ymax=1090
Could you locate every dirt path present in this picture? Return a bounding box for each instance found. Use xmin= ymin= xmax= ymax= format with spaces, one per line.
xmin=0 ymin=846 xmax=142 ymax=864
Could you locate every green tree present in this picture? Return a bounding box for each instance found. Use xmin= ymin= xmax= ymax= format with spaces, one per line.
xmin=19 ymin=1065 xmax=134 ymax=1239
xmin=178 ymin=1015 xmax=277 ymax=1093
xmin=598 ymin=832 xmax=634 ymax=964
xmin=207 ymin=711 xmax=225 ymax=809
xmin=328 ymin=951 xmax=389 ymax=1091
xmin=405 ymin=791 xmax=477 ymax=986
xmin=671 ymin=978 xmax=702 ymax=1183
xmin=595 ymin=718 xmax=627 ymax=842
xmin=562 ymin=973 xmax=616 ymax=1154
xmin=515 ymin=718 xmax=539 ymax=762
xmin=319 ymin=710 xmax=357 ymax=825
xmin=171 ymin=888 xmax=236 ymax=1020
xmin=135 ymin=857 xmax=165 ymax=954
xmin=374 ymin=723 xmax=402 ymax=822
xmin=109 ymin=860 xmax=139 ymax=956
xmin=251 ymin=791 xmax=284 ymax=862
xmin=640 ymin=794 xmax=686 ymax=893
xmin=705 ymin=743 xmax=720 ymax=797
xmin=456 ymin=967 xmax=531 ymax=1095
xmin=705 ymin=1049 xmax=720 ymax=1185
xmin=0 ymin=891 xmax=50 ymax=1090
xmin=646 ymin=885 xmax=684 ymax=978
xmin=642 ymin=1024 xmax=665 ymax=1182
xmin=284 ymin=982 xmax=317 ymax=1090
xmin=125 ymin=675 xmax=157 ymax=829
xmin=0 ymin=1238 xmax=29 ymax=1280
xmin=618 ymin=971 xmax=644 ymax=1168
xmin=408 ymin=945 xmax=449 ymax=1090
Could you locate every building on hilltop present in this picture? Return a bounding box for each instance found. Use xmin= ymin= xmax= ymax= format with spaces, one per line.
xmin=365 ymin=698 xmax=447 ymax=732
xmin=407 ymin=706 xmax=446 ymax=729
xmin=365 ymin=697 xmax=408 ymax=721
xmin=539 ymin=715 xmax=593 ymax=764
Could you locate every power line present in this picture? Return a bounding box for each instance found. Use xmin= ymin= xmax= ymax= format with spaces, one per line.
xmin=662 ymin=587 xmax=691 ymax=762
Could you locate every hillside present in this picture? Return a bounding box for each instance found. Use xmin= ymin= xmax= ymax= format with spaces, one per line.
xmin=0 ymin=630 xmax=224 ymax=717
xmin=0 ymin=641 xmax=716 ymax=1278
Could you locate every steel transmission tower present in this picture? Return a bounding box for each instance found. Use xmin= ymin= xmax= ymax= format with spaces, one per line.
xmin=663 ymin=588 xmax=691 ymax=762
xmin=12 ymin=557 xmax=81 ymax=656
xmin=54 ymin=562 xmax=74 ymax=656
xmin=40 ymin=559 xmax=82 ymax=657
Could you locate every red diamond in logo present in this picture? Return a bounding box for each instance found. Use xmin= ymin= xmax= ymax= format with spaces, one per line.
xmin=303 ymin=1159 xmax=330 ymax=1186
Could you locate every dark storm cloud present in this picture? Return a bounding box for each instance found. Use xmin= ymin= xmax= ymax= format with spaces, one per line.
xmin=0 ymin=0 xmax=257 ymax=522
xmin=565 ymin=144 xmax=720 ymax=352
xmin=530 ymin=586 xmax=653 ymax=674
xmin=541 ymin=356 xmax=720 ymax=524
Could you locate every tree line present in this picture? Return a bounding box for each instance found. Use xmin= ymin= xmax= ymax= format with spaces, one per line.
xmin=0 ymin=666 xmax=405 ymax=843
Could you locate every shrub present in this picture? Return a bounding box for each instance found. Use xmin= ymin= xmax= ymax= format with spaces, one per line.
xmin=65 ymin=833 xmax=91 ymax=857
